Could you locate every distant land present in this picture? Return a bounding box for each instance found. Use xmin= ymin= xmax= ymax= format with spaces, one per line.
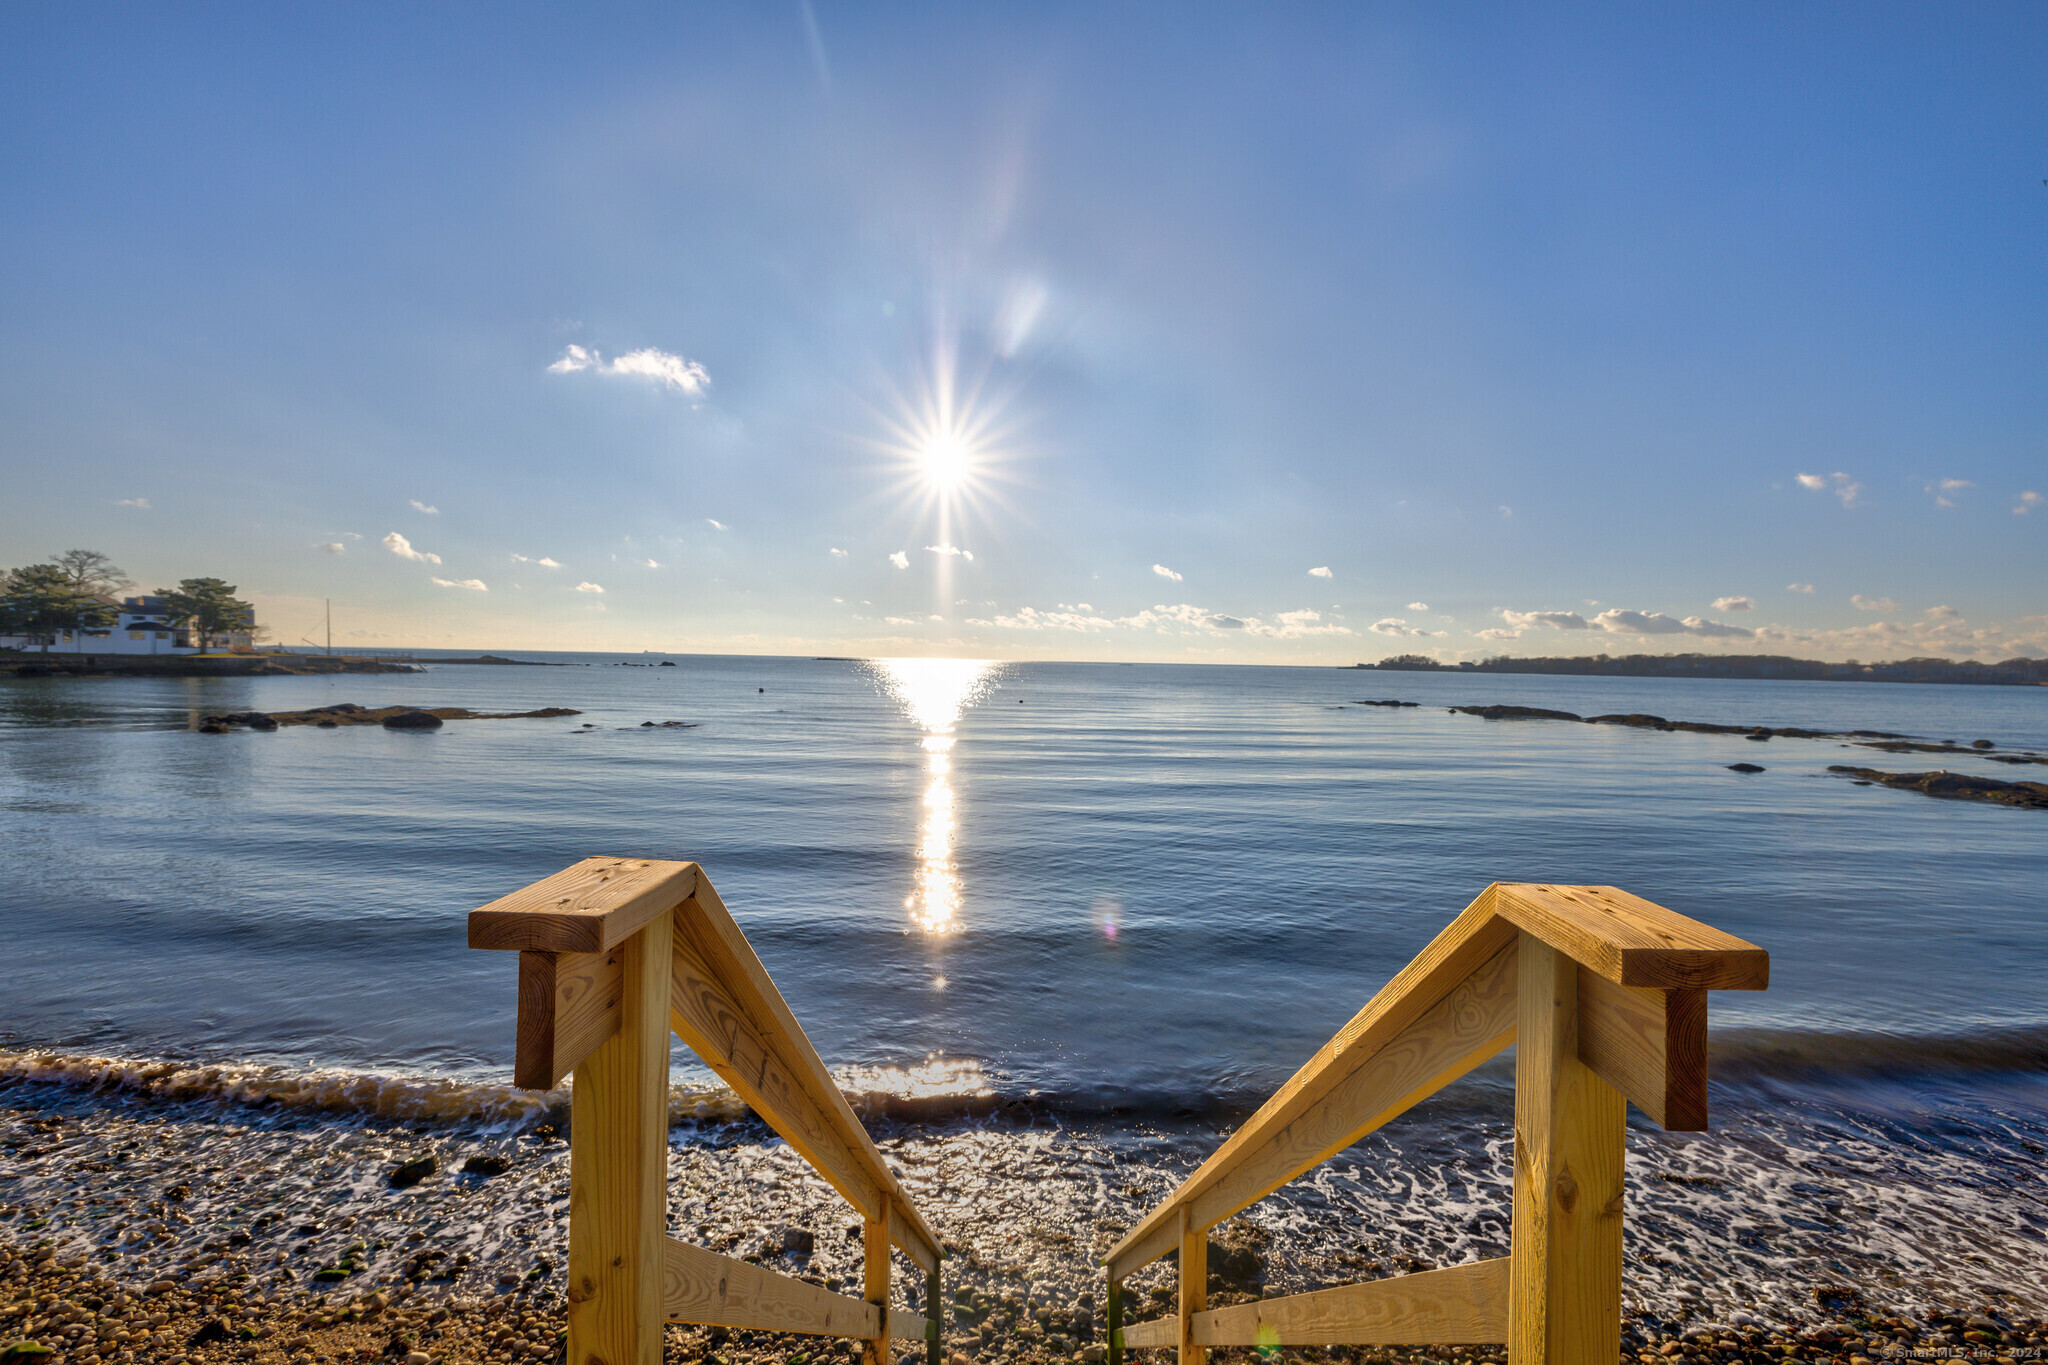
xmin=1359 ymin=652 xmax=2048 ymax=686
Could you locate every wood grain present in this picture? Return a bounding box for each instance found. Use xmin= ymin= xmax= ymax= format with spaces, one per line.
xmin=1107 ymin=1277 xmax=1125 ymax=1365
xmin=1576 ymin=970 xmax=1707 ymax=1131
xmin=1187 ymin=1258 xmax=1509 ymax=1346
xmin=1177 ymin=1206 xmax=1205 ymax=1365
xmin=1493 ymin=885 xmax=1768 ymax=991
xmin=1509 ymin=935 xmax=1626 ymax=1365
xmin=516 ymin=947 xmax=623 ymax=1091
xmin=1106 ymin=886 xmax=1518 ymax=1279
xmin=863 ymin=1195 xmax=891 ymax=1365
xmin=471 ymin=857 xmax=699 ymax=953
xmin=676 ymin=875 xmax=942 ymax=1270
xmin=1118 ymin=1317 xmax=1177 ymax=1350
xmin=566 ymin=912 xmax=673 ymax=1365
xmin=662 ymin=1237 xmax=880 ymax=1336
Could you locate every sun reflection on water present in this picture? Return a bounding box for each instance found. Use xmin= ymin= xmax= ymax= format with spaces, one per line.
xmin=871 ymin=658 xmax=999 ymax=933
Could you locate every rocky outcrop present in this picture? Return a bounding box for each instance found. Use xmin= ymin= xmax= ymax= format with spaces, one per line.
xmin=197 ymin=703 xmax=581 ymax=731
xmin=1828 ymin=766 xmax=2048 ymax=809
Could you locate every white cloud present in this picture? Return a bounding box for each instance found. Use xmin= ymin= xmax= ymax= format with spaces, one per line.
xmin=1928 ymin=478 xmax=1973 ymax=508
xmin=1308 ymin=566 xmax=1333 ymax=579
xmin=1851 ymin=594 xmax=1900 ymax=613
xmin=1711 ymin=596 xmax=1755 ymax=612
xmin=1152 ymin=564 xmax=1183 ymax=582
xmin=382 ymin=532 xmax=442 ymax=565
xmin=1370 ymin=617 xmax=1424 ymax=636
xmin=430 ymin=577 xmax=487 ymax=591
xmin=549 ymin=344 xmax=710 ymax=396
xmin=830 ymin=548 xmax=849 ymax=558
xmin=1476 ymin=627 xmax=1523 ymax=641
xmin=705 ymin=518 xmax=729 ymax=531
xmin=1787 ymin=582 xmax=1815 ymax=594
xmin=889 ymin=551 xmax=909 ymax=569
xmin=2017 ymin=491 xmax=2044 ymax=515
xmin=1209 ymin=615 xmax=1247 ymax=629
xmin=1925 ymin=604 xmax=1961 ymax=621
xmin=575 ymin=581 xmax=605 ymax=594
xmin=926 ymin=544 xmax=975 ymax=560
xmin=511 ymin=553 xmax=562 ymax=568
xmin=409 ymin=499 xmax=439 ymax=515
xmin=883 ymin=616 xmax=921 ymax=626
xmin=318 ymin=542 xmax=345 ymax=555
xmin=114 ymin=497 xmax=149 ymax=509
xmin=1500 ymin=607 xmax=1751 ymax=639
xmin=642 ymin=558 xmax=661 ymax=569
xmin=1502 ymin=609 xmax=1590 ymax=631
xmin=1407 ymin=601 xmax=1429 ymax=612
xmin=1795 ymin=471 xmax=1862 ymax=507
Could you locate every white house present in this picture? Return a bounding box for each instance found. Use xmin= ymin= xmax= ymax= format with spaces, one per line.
xmin=0 ymin=595 xmax=257 ymax=655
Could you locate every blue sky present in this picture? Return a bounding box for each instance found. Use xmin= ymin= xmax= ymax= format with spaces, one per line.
xmin=2 ymin=3 xmax=2042 ymax=661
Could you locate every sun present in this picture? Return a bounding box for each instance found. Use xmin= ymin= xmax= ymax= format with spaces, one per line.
xmin=917 ymin=432 xmax=973 ymax=491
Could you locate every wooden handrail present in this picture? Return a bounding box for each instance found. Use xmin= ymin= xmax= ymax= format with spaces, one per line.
xmin=1104 ymin=882 xmax=1766 ymax=1365
xmin=472 ymin=857 xmax=947 ymax=1365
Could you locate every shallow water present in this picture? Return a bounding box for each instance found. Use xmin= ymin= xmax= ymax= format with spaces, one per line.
xmin=2 ymin=654 xmax=2044 ymax=1314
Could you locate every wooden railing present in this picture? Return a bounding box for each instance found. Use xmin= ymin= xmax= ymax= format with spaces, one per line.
xmin=470 ymin=858 xmax=947 ymax=1365
xmin=1102 ymin=883 xmax=1769 ymax=1365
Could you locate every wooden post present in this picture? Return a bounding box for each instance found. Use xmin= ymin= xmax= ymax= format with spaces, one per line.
xmin=1509 ymin=933 xmax=1627 ymax=1365
xmin=926 ymin=1257 xmax=943 ymax=1365
xmin=1106 ymin=1276 xmax=1123 ymax=1365
xmin=864 ymin=1193 xmax=892 ymax=1365
xmin=1177 ymin=1206 xmax=1205 ymax=1365
xmin=567 ymin=911 xmax=673 ymax=1365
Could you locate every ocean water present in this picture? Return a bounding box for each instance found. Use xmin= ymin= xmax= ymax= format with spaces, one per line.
xmin=2 ymin=654 xmax=2045 ymax=1321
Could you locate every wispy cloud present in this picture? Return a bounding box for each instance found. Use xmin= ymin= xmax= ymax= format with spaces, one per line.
xmin=1787 ymin=582 xmax=1815 ymax=594
xmin=382 ymin=532 xmax=441 ymax=564
xmin=575 ymin=581 xmax=604 ymax=594
xmin=1925 ymin=604 xmax=1961 ymax=621
xmin=1369 ymin=617 xmax=1440 ymax=638
xmin=1152 ymin=564 xmax=1183 ymax=582
xmin=2017 ymin=491 xmax=2044 ymax=516
xmin=431 ymin=577 xmax=487 ymax=591
xmin=926 ymin=544 xmax=974 ymax=560
xmin=1502 ymin=609 xmax=1590 ymax=630
xmin=973 ymin=602 xmax=1351 ymax=640
xmin=705 ymin=518 xmax=729 ymax=531
xmin=113 ymin=497 xmax=149 ymax=509
xmin=549 ymin=344 xmax=710 ymax=396
xmin=1407 ymin=601 xmax=1429 ymax=612
xmin=889 ymin=551 xmax=909 ymax=569
xmin=1926 ymin=478 xmax=1973 ymax=508
xmin=1795 ymin=471 xmax=1863 ymax=508
xmin=318 ymin=542 xmax=346 ymax=555
xmin=409 ymin=499 xmax=439 ymax=515
xmin=641 ymin=558 xmax=661 ymax=569
xmin=830 ymin=547 xmax=849 ymax=558
xmin=511 ymin=554 xmax=562 ymax=568
xmin=1852 ymin=594 xmax=1899 ymax=613
xmin=1309 ymin=566 xmax=1333 ymax=579
xmin=1711 ymin=596 xmax=1755 ymax=612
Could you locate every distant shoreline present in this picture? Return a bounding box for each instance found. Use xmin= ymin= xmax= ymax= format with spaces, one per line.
xmin=1360 ymin=650 xmax=2048 ymax=686
xmin=0 ymin=652 xmax=548 ymax=678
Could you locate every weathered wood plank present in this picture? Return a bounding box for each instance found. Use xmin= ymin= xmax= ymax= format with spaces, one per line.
xmin=1178 ymin=1206 xmax=1205 ymax=1365
xmin=891 ymin=1311 xmax=931 ymax=1345
xmin=566 ymin=912 xmax=673 ymax=1365
xmin=516 ymin=947 xmax=623 ymax=1091
xmin=472 ymin=857 xmax=699 ymax=953
xmin=1188 ymin=1258 xmax=1510 ymax=1346
xmin=677 ymin=875 xmax=942 ymax=1270
xmin=1509 ymin=935 xmax=1627 ymax=1365
xmin=1576 ymin=970 xmax=1707 ymax=1131
xmin=662 ymin=1237 xmax=880 ymax=1336
xmin=1118 ymin=1317 xmax=1177 ymax=1349
xmin=1494 ymin=884 xmax=1768 ymax=991
xmin=1106 ymin=887 xmax=1519 ymax=1278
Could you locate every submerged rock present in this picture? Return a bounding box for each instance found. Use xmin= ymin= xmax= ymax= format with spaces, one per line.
xmin=1449 ymin=704 xmax=1582 ymax=722
xmin=1827 ymin=766 xmax=2048 ymax=809
xmin=381 ymin=710 xmax=443 ymax=730
xmin=1727 ymin=763 xmax=1765 ymax=774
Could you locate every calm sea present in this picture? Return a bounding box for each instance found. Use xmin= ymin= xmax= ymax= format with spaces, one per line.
xmin=3 ymin=654 xmax=2045 ymax=1317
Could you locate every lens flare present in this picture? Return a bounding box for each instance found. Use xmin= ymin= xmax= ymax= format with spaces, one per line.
xmin=872 ymin=658 xmax=999 ymax=933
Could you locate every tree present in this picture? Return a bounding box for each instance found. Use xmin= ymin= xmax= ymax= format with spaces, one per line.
xmin=159 ymin=577 xmax=255 ymax=652
xmin=0 ymin=563 xmax=118 ymax=651
xmin=50 ymin=549 xmax=131 ymax=599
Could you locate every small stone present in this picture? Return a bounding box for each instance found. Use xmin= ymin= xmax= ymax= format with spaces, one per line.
xmin=405 ymin=1354 xmax=432 ymax=1365
xmin=388 ymin=1155 xmax=438 ymax=1189
xmin=781 ymin=1227 xmax=816 ymax=1257
xmin=1727 ymin=763 xmax=1765 ymax=774
xmin=462 ymin=1155 xmax=512 ymax=1177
